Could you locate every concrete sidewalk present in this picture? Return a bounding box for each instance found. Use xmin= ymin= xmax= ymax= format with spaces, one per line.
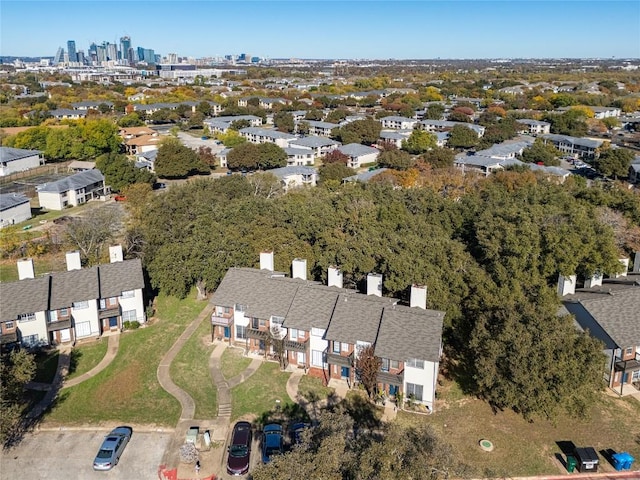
xmin=64 ymin=333 xmax=120 ymax=388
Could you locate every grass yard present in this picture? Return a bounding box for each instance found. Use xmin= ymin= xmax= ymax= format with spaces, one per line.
xmin=231 ymin=362 xmax=293 ymax=421
xmin=170 ymin=312 xmax=218 ymax=419
xmin=66 ymin=340 xmax=108 ymax=380
xmin=220 ymin=347 xmax=251 ymax=380
xmin=0 ymin=253 xmax=68 ymax=283
xmin=396 ymin=378 xmax=640 ymax=477
xmin=44 ymin=293 xmax=208 ymax=426
xmin=32 ymin=349 xmax=59 ymax=384
xmin=297 ymin=374 xmax=334 ymax=402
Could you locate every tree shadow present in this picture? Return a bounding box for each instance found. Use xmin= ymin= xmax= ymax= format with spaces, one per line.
xmin=332 ymin=391 xmax=382 ymax=431
xmin=67 ymin=349 xmax=82 ymax=376
xmin=256 ymin=401 xmax=310 ymax=431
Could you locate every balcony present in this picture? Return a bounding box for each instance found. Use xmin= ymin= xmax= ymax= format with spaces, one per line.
xmin=98 ymin=304 xmax=121 ymax=320
xmin=0 ymin=331 xmax=18 ymax=345
xmin=326 ymin=351 xmax=354 ymax=367
xmin=377 ymin=370 xmax=404 ymax=387
xmin=47 ymin=318 xmax=72 ymax=332
xmin=284 ymin=338 xmax=308 ymax=353
xmin=615 ymin=352 xmax=640 ymax=373
xmin=211 ymin=314 xmax=232 ymax=327
xmin=247 ymin=327 xmax=269 ymax=341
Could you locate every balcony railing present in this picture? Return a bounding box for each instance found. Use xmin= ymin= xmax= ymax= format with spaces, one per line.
xmin=376 ymin=370 xmax=404 ymax=387
xmin=98 ymin=305 xmax=121 ymax=320
xmin=211 ymin=314 xmax=232 ymax=327
xmin=615 ymin=352 xmax=640 ymax=372
xmin=326 ymin=351 xmax=354 ymax=367
xmin=247 ymin=327 xmax=269 ymax=340
xmin=284 ymin=338 xmax=308 ymax=353
xmin=47 ymin=318 xmax=72 ymax=332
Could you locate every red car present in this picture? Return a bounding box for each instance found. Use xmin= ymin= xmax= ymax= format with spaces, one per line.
xmin=227 ymin=421 xmax=252 ymax=475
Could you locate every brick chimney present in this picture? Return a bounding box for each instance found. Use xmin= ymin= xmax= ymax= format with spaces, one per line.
xmin=66 ymin=251 xmax=82 ymax=271
xmin=17 ymin=258 xmax=35 ymax=280
xmin=328 ymin=266 xmax=343 ymax=288
xmin=259 ymin=250 xmax=274 ymax=271
xmin=292 ymin=258 xmax=307 ymax=280
xmin=367 ymin=273 xmax=383 ymax=297
xmin=557 ymin=274 xmax=576 ymax=297
xmin=410 ymin=284 xmax=427 ymax=309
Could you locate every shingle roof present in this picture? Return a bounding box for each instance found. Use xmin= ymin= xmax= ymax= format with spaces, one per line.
xmin=283 ymin=286 xmax=341 ymax=330
xmin=38 ymin=170 xmax=104 ymax=193
xmin=269 ymin=166 xmax=317 ymax=178
xmin=576 ymin=286 xmax=640 ymax=348
xmin=99 ymin=259 xmax=145 ymax=298
xmin=0 ymin=193 xmax=30 ymax=211
xmin=240 ymin=127 xmax=297 ymax=140
xmin=325 ymin=294 xmax=396 ymax=344
xmin=375 ymin=305 xmax=444 ymax=362
xmin=290 ymin=136 xmax=340 ymax=148
xmin=306 ymin=120 xmax=339 ymax=129
xmin=337 ymin=143 xmax=379 ymax=157
xmin=50 ymin=267 xmax=100 ymax=310
xmin=343 ymin=168 xmax=388 ymax=183
xmin=0 ymin=146 xmax=42 ymax=163
xmin=0 ymin=276 xmax=50 ymax=319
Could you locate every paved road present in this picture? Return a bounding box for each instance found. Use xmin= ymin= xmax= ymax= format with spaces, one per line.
xmin=1 ymin=429 xmax=171 ymax=480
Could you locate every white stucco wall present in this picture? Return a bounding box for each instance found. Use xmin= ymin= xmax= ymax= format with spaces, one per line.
xmin=0 ymin=202 xmax=31 ymax=228
xmin=72 ymin=302 xmax=100 ymax=339
xmin=38 ymin=191 xmax=65 ymax=210
xmin=404 ymin=360 xmax=439 ymax=410
xmin=0 ymin=154 xmax=41 ymax=176
xmin=119 ymin=288 xmax=145 ymax=323
xmin=17 ymin=311 xmax=48 ymax=347
xmin=309 ymin=328 xmax=328 ymax=368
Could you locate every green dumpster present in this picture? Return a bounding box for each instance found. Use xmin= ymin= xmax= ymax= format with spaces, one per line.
xmin=567 ymin=455 xmax=577 ymax=473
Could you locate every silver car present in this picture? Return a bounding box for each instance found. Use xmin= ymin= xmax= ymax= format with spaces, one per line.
xmin=93 ymin=426 xmax=133 ymax=471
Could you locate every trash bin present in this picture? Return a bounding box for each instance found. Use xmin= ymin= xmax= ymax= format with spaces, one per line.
xmin=619 ymin=452 xmax=634 ymax=470
xmin=567 ymin=455 xmax=577 ymax=473
xmin=612 ymin=453 xmax=625 ymax=471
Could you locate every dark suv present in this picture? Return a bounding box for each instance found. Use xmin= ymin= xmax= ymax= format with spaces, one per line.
xmin=227 ymin=421 xmax=252 ymax=475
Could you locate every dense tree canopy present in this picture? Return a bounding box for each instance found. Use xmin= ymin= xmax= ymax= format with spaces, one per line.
xmin=154 ymin=138 xmax=209 ymax=178
xmin=332 ymin=118 xmax=381 ymax=145
xmin=226 ymin=143 xmax=287 ymax=171
xmin=96 ymin=153 xmax=156 ymax=192
xmin=447 ymin=125 xmax=479 ymax=149
xmin=593 ymin=147 xmax=634 ymax=179
xmin=402 ymin=130 xmax=437 ymax=154
xmin=520 ymin=138 xmax=561 ymax=166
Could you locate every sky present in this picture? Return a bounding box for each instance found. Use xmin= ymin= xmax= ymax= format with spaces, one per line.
xmin=1 ymin=1 xmax=639 ymax=60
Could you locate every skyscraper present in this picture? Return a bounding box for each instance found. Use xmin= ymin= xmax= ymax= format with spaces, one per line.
xmin=106 ymin=42 xmax=118 ymax=61
xmin=120 ymin=36 xmax=131 ymax=62
xmin=53 ymin=47 xmax=65 ymax=64
xmin=67 ymin=40 xmax=77 ymax=63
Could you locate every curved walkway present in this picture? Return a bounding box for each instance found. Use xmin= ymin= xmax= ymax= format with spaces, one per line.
xmin=63 ymin=333 xmax=120 ymax=388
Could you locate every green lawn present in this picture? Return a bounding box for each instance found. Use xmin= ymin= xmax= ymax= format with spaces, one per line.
xmin=231 ymin=362 xmax=293 ymax=421
xmin=297 ymin=374 xmax=334 ymax=402
xmin=66 ymin=340 xmax=108 ymax=380
xmin=0 ymin=254 xmax=68 ymax=283
xmin=32 ymin=349 xmax=59 ymax=383
xmin=170 ymin=312 xmax=217 ymax=419
xmin=44 ymin=293 xmax=208 ymax=426
xmin=395 ymin=378 xmax=640 ymax=477
xmin=220 ymin=347 xmax=251 ymax=380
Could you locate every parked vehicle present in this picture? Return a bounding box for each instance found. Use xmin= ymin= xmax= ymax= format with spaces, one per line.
xmin=227 ymin=421 xmax=252 ymax=475
xmin=290 ymin=422 xmax=311 ymax=445
xmin=93 ymin=426 xmax=132 ymax=471
xmin=261 ymin=423 xmax=283 ymax=464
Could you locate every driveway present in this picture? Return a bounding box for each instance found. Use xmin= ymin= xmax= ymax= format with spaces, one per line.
xmin=177 ymin=131 xmax=225 ymax=153
xmin=1 ymin=429 xmax=171 ymax=480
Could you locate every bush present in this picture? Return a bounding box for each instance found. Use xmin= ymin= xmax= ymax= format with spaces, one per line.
xmin=123 ymin=321 xmax=140 ymax=330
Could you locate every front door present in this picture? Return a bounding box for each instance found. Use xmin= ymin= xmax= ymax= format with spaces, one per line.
xmin=297 ymin=352 xmax=305 ymax=365
xmin=109 ymin=317 xmax=118 ymax=329
xmin=623 ymin=372 xmax=629 ymax=384
xmin=341 ymin=366 xmax=350 ymax=379
xmin=223 ymin=326 xmax=230 ymax=338
xmin=389 ymin=384 xmax=398 ymax=396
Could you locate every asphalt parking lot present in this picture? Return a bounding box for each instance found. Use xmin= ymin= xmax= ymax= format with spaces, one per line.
xmin=1 ymin=429 xmax=172 ymax=480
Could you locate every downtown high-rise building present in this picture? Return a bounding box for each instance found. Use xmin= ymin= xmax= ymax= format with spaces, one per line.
xmin=120 ymin=36 xmax=131 ymax=62
xmin=66 ymin=40 xmax=77 ymax=63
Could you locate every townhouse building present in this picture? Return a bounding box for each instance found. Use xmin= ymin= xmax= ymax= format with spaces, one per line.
xmin=0 ymin=246 xmax=146 ymax=350
xmin=0 ymin=146 xmax=44 ymax=177
xmin=210 ymin=253 xmax=445 ymax=410
xmin=37 ymin=170 xmax=108 ymax=210
xmin=516 ymin=119 xmax=551 ymax=136
xmin=337 ymin=143 xmax=380 ymax=169
xmin=541 ymin=134 xmax=604 ymax=160
xmin=559 ymin=253 xmax=640 ymax=395
xmin=305 ymin=120 xmax=339 ymax=137
xmin=269 ymin=166 xmax=317 ymax=191
xmin=288 ymin=136 xmax=341 ymax=158
xmin=203 ymin=115 xmax=263 ymax=135
xmin=379 ymin=116 xmax=419 ymax=130
xmin=239 ymin=127 xmax=297 ymax=148
xmin=283 ymin=147 xmax=315 ymax=166
xmin=420 ymin=120 xmax=485 ymax=137
xmin=0 ymin=193 xmax=32 ymax=228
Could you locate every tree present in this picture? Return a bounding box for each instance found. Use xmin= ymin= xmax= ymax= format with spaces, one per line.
xmin=154 ymin=138 xmax=209 ymax=178
xmin=196 ymin=146 xmax=217 ymax=169
xmin=230 ymin=119 xmax=251 ymax=130
xmin=227 ymin=143 xmax=287 ymax=171
xmin=355 ymin=345 xmax=381 ymax=399
xmin=274 ymin=111 xmax=295 ymax=133
xmin=117 ymin=113 xmax=144 ymax=127
xmin=424 ymin=103 xmax=445 ymax=120
xmin=325 ymin=108 xmax=349 ymax=124
xmin=318 ymin=163 xmax=355 ymax=183
xmin=217 ymin=129 xmax=246 ymax=147
xmin=419 ymin=146 xmax=455 ymax=168
xmin=247 ymin=172 xmax=283 ymax=199
xmin=448 ymin=111 xmax=472 ymax=123
xmin=322 ymin=149 xmax=349 ymax=165
xmin=96 ymin=152 xmax=156 ymax=192
xmin=402 ymin=130 xmax=437 ymax=154
xmin=593 ymin=148 xmax=634 ymax=179
xmin=0 ymin=349 xmax=36 ymax=446
xmin=297 ymin=120 xmax=310 ymax=135
xmin=304 ymin=109 xmax=324 ymax=121
xmin=378 ymin=149 xmax=414 ymax=170
xmin=544 ymin=110 xmax=588 ymax=137
xmin=333 ymin=118 xmax=381 ymax=145
xmin=520 ymin=138 xmax=561 ymax=166
xmin=447 ymin=125 xmax=479 ymax=149
xmin=65 ymin=207 xmax=121 ymax=265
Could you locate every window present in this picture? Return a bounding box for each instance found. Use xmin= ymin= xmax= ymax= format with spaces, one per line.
xmin=311 ymin=327 xmax=324 ymax=337
xmin=18 ymin=313 xmax=36 ymax=322
xmin=121 ymin=290 xmax=135 ymax=299
xmin=236 ymin=325 xmax=247 ymax=339
xmin=341 ymin=342 xmax=349 ymax=352
xmin=625 ymin=347 xmax=633 ymax=356
xmin=5 ymin=321 xmax=14 ymax=330
xmin=235 ymin=304 xmax=247 ymax=313
xmin=59 ymin=308 xmax=69 ymax=317
xmin=122 ymin=310 xmax=136 ymax=322
xmin=406 ymin=358 xmax=424 ymax=369
xmin=259 ymin=319 xmax=266 ymax=327
xmin=290 ymin=328 xmax=298 ymax=341
xmin=390 ymin=360 xmax=400 ymax=370
xmin=251 ymin=318 xmax=259 ymax=329
xmin=381 ymin=358 xmax=390 ymax=372
xmin=73 ymin=301 xmax=89 ymax=310
xmin=312 ymin=350 xmax=325 ymax=367
xmin=633 ymin=370 xmax=640 ymax=382
xmin=333 ymin=341 xmax=340 ymax=353
xmin=22 ymin=334 xmax=39 ymax=347
xmin=223 ymin=306 xmax=231 ymax=314
xmin=406 ymin=383 xmax=424 ymax=402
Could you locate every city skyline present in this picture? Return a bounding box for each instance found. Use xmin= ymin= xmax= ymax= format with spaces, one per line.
xmin=2 ymin=1 xmax=639 ymax=60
